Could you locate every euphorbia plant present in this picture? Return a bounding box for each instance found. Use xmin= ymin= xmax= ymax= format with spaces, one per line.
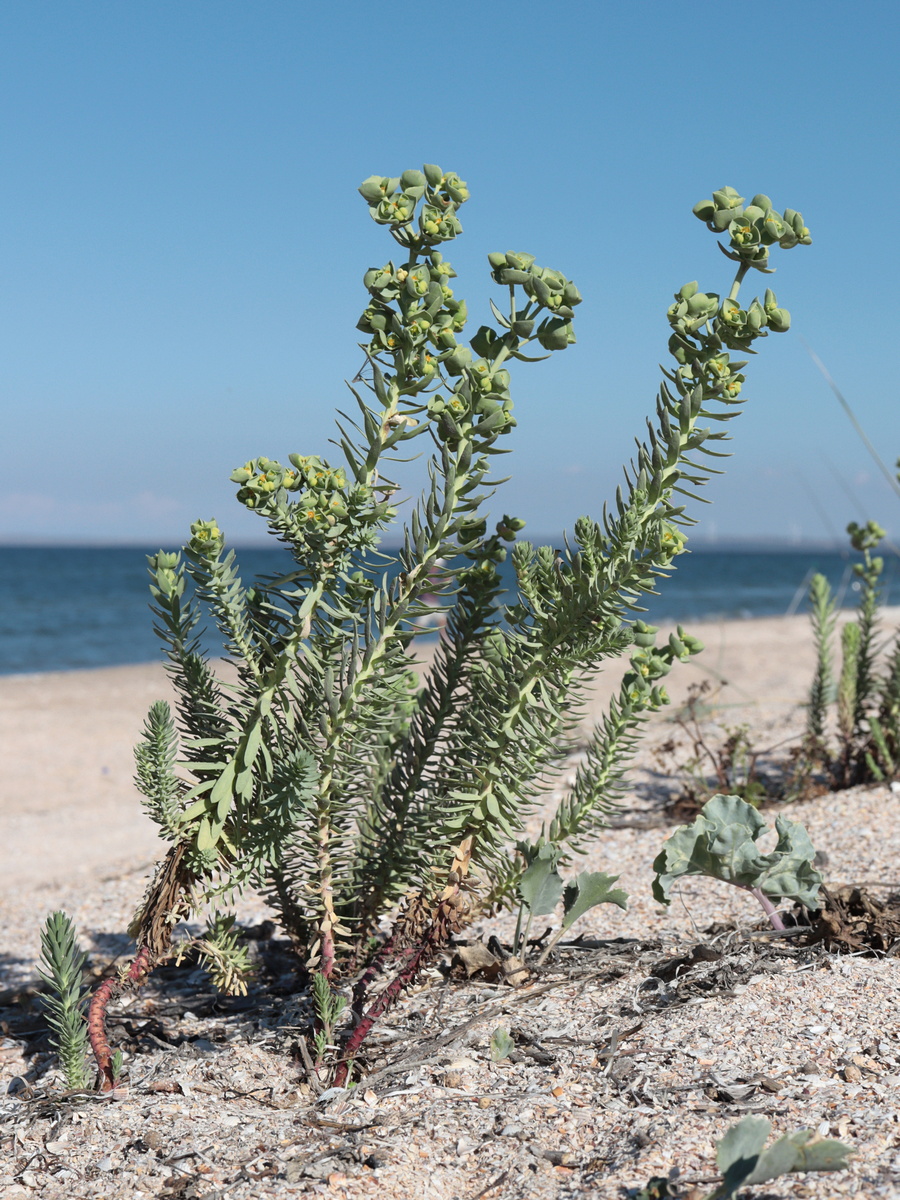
xmin=804 ymin=514 xmax=900 ymax=786
xmin=87 ymin=169 xmax=810 ymax=1089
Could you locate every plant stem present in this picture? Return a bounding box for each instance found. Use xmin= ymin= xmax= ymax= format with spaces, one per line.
xmin=87 ymin=944 xmax=153 ymax=1090
xmin=741 ymin=885 xmax=786 ymax=931
xmin=333 ymin=888 xmax=462 ymax=1087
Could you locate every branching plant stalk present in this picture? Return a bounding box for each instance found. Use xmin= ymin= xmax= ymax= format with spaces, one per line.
xmin=91 ymin=172 xmax=810 ymax=1089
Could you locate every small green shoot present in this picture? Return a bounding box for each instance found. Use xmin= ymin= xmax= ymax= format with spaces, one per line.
xmin=38 ymin=911 xmax=92 ymax=1090
xmin=489 ymin=1027 xmax=514 ymax=1063
xmin=312 ymin=971 xmax=347 ymax=1065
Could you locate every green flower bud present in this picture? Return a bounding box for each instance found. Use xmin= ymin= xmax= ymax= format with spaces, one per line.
xmin=536 ymin=317 xmax=572 ymax=351
xmin=374 ymin=193 xmax=416 ymax=225
xmin=692 ymin=198 xmax=716 ymax=223
xmin=158 ymin=551 xmax=181 ymax=570
xmin=746 ymin=300 xmax=767 ymax=333
xmin=761 ymin=209 xmax=786 ymax=243
xmin=422 ymin=163 xmax=443 ymax=187
xmin=658 ymin=524 xmax=687 ymax=561
xmin=358 ymin=175 xmax=398 ymax=204
xmin=719 ymin=299 xmax=745 ymax=330
xmin=400 ymin=168 xmax=427 ymax=192
xmin=729 ymin=216 xmax=761 ymax=249
xmin=434 ymin=327 xmax=458 ymax=350
xmin=420 ymin=205 xmax=462 ymax=240
xmin=470 ymin=357 xmax=492 ymax=388
xmin=847 ymin=519 xmax=885 ymax=552
xmin=189 ymin=519 xmax=224 ymax=558
xmin=712 ymin=186 xmax=744 ymax=211
xmin=405 ymin=265 xmax=431 ymax=298
xmin=705 ymin=354 xmax=730 ymax=380
xmin=433 ymin=252 xmax=456 ymax=276
xmin=722 ymin=374 xmax=745 ymax=398
xmin=632 ymin=620 xmax=659 ymax=648
xmin=447 ymin=298 xmax=468 ymax=331
xmin=487 ymin=252 xmax=507 ymax=269
xmin=562 ymin=282 xmax=583 ymax=307
xmin=444 ymin=345 xmax=473 ymax=375
xmin=677 ymin=627 xmax=704 ymax=655
xmin=439 ymin=172 xmax=469 ymax=203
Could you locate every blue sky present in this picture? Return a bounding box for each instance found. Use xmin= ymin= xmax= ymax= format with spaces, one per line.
xmin=3 ymin=1 xmax=899 ymax=547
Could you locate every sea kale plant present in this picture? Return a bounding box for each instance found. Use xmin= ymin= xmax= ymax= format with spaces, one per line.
xmin=652 ymin=794 xmax=823 ymax=931
xmin=87 ymin=171 xmax=810 ymax=1089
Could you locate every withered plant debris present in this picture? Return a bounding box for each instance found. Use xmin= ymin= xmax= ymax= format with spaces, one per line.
xmin=803 ymin=884 xmax=900 ymax=954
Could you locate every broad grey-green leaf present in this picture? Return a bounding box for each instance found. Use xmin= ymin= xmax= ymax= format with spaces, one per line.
xmin=560 ymin=871 xmax=628 ymax=930
xmin=518 ymin=845 xmax=564 ymax=916
xmin=746 ymin=1129 xmax=854 ymax=1185
xmin=708 ymin=1115 xmax=852 ymax=1197
xmin=716 ymin=1116 xmax=770 ymax=1175
xmin=652 ymin=794 xmax=822 ymax=909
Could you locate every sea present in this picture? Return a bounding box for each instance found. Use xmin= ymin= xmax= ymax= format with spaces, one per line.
xmin=1 ymin=544 xmax=898 ymax=676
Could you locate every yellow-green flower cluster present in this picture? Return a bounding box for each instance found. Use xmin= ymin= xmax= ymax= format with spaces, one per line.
xmin=693 ymin=188 xmax=811 ymax=269
xmin=357 ymin=165 xmax=468 ymax=244
xmin=623 ymin=622 xmax=704 ymax=711
xmin=665 ymin=185 xmax=811 ymax=401
xmin=357 ymin=250 xmax=466 ymax=367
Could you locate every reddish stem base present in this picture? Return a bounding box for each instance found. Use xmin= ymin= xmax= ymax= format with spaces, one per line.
xmin=87 ymin=945 xmax=153 ymax=1091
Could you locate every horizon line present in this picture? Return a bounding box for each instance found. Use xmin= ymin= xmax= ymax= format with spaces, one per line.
xmin=0 ymin=534 xmax=862 ymax=553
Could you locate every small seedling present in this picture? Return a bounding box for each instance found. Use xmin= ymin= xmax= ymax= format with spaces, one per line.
xmin=312 ymin=971 xmax=347 ymax=1066
xmin=37 ymin=911 xmax=92 ymax=1090
xmin=489 ymin=1026 xmax=514 ymax=1062
xmin=652 ymin=793 xmax=822 ymax=930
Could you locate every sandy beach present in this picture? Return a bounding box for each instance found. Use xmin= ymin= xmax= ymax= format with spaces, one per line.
xmin=0 ymin=609 xmax=886 ymax=907
xmin=2 ymin=611 xmax=900 ymax=1198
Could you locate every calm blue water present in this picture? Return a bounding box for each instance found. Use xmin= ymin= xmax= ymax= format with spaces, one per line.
xmin=1 ymin=544 xmax=897 ymax=676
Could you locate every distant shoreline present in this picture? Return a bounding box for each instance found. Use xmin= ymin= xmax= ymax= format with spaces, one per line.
xmin=0 ymin=537 xmax=872 ymax=553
